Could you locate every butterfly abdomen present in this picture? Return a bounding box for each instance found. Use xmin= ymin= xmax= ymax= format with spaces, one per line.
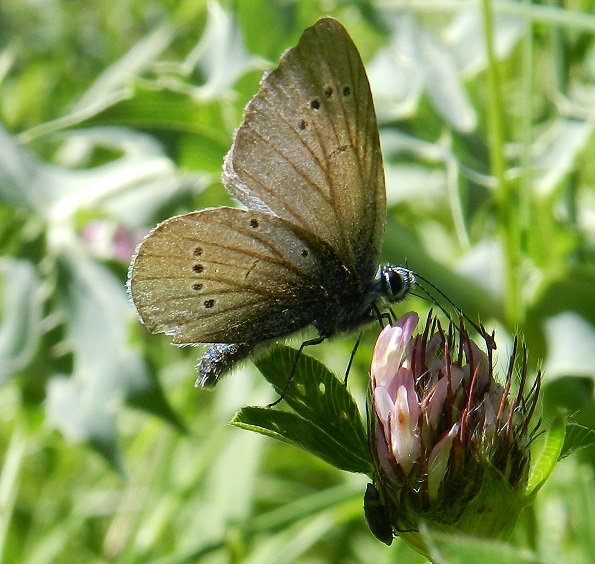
xmin=196 ymin=343 xmax=257 ymax=387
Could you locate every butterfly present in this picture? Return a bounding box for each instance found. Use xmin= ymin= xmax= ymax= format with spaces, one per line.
xmin=128 ymin=17 xmax=415 ymax=387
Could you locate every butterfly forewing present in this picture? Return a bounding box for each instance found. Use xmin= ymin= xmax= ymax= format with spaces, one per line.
xmin=129 ymin=207 xmax=346 ymax=344
xmin=224 ymin=18 xmax=385 ymax=283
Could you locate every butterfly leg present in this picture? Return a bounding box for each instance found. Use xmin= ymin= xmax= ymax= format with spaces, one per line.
xmin=344 ymin=333 xmax=362 ymax=386
xmin=372 ymin=303 xmax=393 ymax=327
xmin=267 ymin=336 xmax=325 ymax=407
xmin=196 ymin=343 xmax=255 ymax=387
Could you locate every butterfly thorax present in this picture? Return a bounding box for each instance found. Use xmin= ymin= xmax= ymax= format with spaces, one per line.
xmin=311 ymin=265 xmax=415 ymax=338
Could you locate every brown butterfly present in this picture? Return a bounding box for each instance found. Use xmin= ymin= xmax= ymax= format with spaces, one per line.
xmin=128 ymin=18 xmax=415 ymax=387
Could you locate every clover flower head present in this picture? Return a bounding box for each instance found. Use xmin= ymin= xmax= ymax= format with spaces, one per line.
xmin=365 ymin=311 xmax=541 ymax=552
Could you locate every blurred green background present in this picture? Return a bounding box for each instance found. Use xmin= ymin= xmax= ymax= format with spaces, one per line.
xmin=1 ymin=0 xmax=594 ymax=562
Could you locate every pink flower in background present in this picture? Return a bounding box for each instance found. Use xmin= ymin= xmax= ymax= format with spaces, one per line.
xmin=81 ymin=220 xmax=147 ymax=262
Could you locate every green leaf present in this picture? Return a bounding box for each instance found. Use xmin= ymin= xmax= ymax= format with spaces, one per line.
xmin=542 ymin=311 xmax=595 ymax=380
xmin=187 ymin=0 xmax=264 ymax=100
xmin=0 ymin=123 xmax=189 ymax=230
xmin=76 ymin=86 xmax=231 ymax=173
xmin=446 ymin=463 xmax=528 ymax=541
xmin=532 ymin=118 xmax=595 ymax=197
xmin=256 ymin=347 xmax=366 ymax=437
xmin=560 ymin=422 xmax=595 ymax=459
xmin=543 ymin=376 xmax=594 ymax=416
xmin=231 ymin=345 xmax=371 ymax=474
xmin=542 ymin=377 xmax=595 ymax=452
xmin=45 ymin=250 xmax=182 ymax=465
xmin=232 ymin=407 xmax=368 ymax=473
xmin=419 ymin=30 xmax=477 ymax=133
xmin=0 ymin=258 xmax=44 ymax=383
xmin=525 ymin=269 xmax=595 ymax=367
xmin=398 ymin=462 xmax=541 ymax=559
xmin=525 ymin=415 xmax=566 ymax=496
xmin=417 ymin=523 xmax=542 ymax=564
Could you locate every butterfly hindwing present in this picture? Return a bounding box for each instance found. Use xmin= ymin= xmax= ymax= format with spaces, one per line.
xmin=129 ymin=207 xmax=348 ymax=345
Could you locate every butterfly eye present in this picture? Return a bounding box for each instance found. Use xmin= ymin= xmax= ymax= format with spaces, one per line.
xmin=381 ymin=267 xmax=414 ymax=302
xmin=383 ymin=271 xmax=402 ymax=296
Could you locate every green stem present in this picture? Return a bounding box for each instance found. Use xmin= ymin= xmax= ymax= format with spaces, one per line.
xmin=481 ymin=0 xmax=523 ymax=327
xmin=519 ymin=0 xmax=534 ymax=278
xmin=0 ymin=426 xmax=26 ymax=563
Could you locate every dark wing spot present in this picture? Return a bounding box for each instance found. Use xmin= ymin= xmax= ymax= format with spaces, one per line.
xmin=310 ymin=99 xmax=320 ymax=110
xmin=324 ymin=86 xmax=333 ymax=97
xmin=298 ymin=119 xmax=307 ymax=130
xmin=204 ymin=299 xmax=215 ymax=309
xmin=193 ymin=247 xmax=203 ymax=256
xmin=301 ymin=249 xmax=309 ymax=257
xmin=249 ymin=218 xmax=259 ymax=228
xmin=193 ymin=264 xmax=204 ymax=273
xmin=192 ymin=283 xmax=203 ymax=291
xmin=342 ymin=86 xmax=351 ymax=96
xmin=329 ymin=144 xmax=350 ymax=158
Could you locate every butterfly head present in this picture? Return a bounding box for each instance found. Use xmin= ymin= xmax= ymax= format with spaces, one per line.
xmin=380 ymin=266 xmax=416 ymax=303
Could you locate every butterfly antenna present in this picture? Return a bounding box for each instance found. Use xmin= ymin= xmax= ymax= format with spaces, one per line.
xmin=410 ymin=289 xmax=457 ymax=328
xmin=413 ymin=272 xmax=496 ymax=351
xmin=267 ymin=336 xmax=325 ymax=408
